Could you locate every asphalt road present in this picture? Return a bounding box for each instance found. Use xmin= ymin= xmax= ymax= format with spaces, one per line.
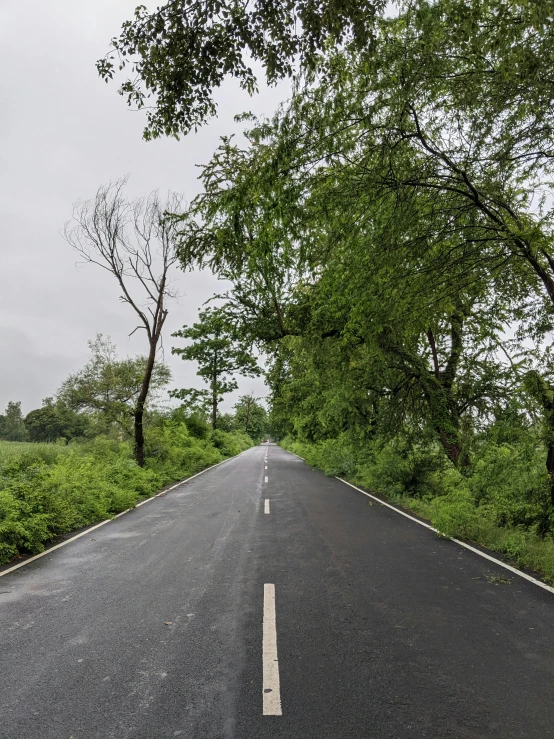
xmin=1 ymin=444 xmax=554 ymax=739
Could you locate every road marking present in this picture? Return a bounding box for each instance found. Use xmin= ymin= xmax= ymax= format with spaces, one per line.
xmin=0 ymin=455 xmax=238 ymax=579
xmin=265 ymin=499 xmax=270 ymax=514
xmin=263 ymin=584 xmax=282 ymax=715
xmin=287 ymin=451 xmax=305 ymax=461
xmin=336 ymin=477 xmax=554 ymax=596
xmin=265 ymin=465 xmax=267 ymax=470
xmin=265 ymin=476 xmax=268 ymax=483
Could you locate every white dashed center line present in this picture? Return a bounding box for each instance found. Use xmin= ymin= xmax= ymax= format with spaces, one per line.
xmin=264 ymin=499 xmax=270 ymax=514
xmin=263 ymin=584 xmax=282 ymax=715
xmin=265 ymin=476 xmax=268 ymax=483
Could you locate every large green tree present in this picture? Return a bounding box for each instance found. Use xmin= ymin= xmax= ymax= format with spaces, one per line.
xmin=58 ymin=335 xmax=171 ymax=438
xmin=171 ymin=308 xmax=260 ymax=429
xmin=24 ymin=398 xmax=89 ymax=443
xmin=234 ymin=394 xmax=268 ymax=442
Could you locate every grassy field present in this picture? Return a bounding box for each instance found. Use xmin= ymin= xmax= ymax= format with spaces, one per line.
xmin=0 ymin=440 xmax=70 ymax=466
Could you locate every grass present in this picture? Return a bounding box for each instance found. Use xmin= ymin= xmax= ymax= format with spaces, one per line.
xmin=0 ymin=428 xmax=253 ymax=565
xmin=0 ymin=440 xmax=70 ymax=465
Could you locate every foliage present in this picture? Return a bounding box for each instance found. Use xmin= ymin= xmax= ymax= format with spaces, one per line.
xmin=58 ymin=334 xmax=171 ymax=436
xmin=0 ymin=424 xmax=252 ymax=564
xmin=0 ymin=402 xmax=28 ymax=442
xmin=233 ymin=394 xmax=268 ymax=442
xmin=97 ymin=0 xmax=384 ymax=139
xmin=24 ymin=397 xmax=90 ymax=443
xmin=171 ymin=307 xmax=261 ymax=429
xmin=0 ymin=441 xmax=71 ymax=467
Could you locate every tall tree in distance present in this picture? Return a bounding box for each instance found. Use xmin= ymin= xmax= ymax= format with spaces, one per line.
xmin=171 ymin=308 xmax=260 ymax=430
xmin=24 ymin=397 xmax=90 ymax=443
xmin=65 ymin=178 xmax=183 ymax=466
xmin=0 ymin=401 xmax=28 ymax=441
xmin=234 ymin=394 xmax=268 ymax=442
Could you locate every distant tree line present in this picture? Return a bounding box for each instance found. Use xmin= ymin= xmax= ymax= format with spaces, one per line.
xmin=1 ymin=332 xmax=268 ymax=446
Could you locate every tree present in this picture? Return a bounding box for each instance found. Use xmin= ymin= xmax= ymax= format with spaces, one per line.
xmin=97 ymin=0 xmax=385 ymax=140
xmin=0 ymin=401 xmax=28 ymax=441
xmin=64 ymin=179 xmax=182 ymax=466
xmin=58 ymin=335 xmax=171 ymax=439
xmin=24 ymin=398 xmax=89 ymax=443
xmin=234 ymin=394 xmax=268 ymax=441
xmin=171 ymin=308 xmax=261 ymax=429
xmin=171 ymin=63 xmax=526 ymax=470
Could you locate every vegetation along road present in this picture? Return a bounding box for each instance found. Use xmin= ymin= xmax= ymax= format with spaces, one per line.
xmin=1 ymin=444 xmax=553 ymax=738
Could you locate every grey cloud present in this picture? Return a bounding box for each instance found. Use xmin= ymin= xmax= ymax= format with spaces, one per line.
xmin=1 ymin=0 xmax=284 ymax=414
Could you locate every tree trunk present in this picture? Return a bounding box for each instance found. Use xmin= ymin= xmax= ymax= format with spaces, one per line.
xmin=211 ymin=351 xmax=218 ymax=430
xmin=544 ymin=407 xmax=554 ymax=507
xmin=547 ymin=440 xmax=554 ymax=508
xmin=211 ymin=387 xmax=217 ymax=430
xmin=523 ymin=371 xmax=554 ymax=508
xmin=134 ymin=337 xmax=157 ymax=467
xmin=211 ymin=369 xmax=218 ymax=430
xmin=438 ymin=427 xmax=470 ymax=469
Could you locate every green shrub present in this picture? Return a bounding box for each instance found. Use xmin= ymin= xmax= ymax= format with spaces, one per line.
xmin=281 ymin=428 xmax=554 ymax=583
xmin=355 ymin=437 xmax=447 ymax=499
xmin=281 ymin=434 xmax=357 ymax=477
xmin=209 ymin=429 xmax=253 ymax=458
xmin=467 ymin=442 xmax=552 ymax=533
xmin=429 ymin=484 xmax=485 ymax=539
xmin=0 ymin=423 xmax=251 ymax=564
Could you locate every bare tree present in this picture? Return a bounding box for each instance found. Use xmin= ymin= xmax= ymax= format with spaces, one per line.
xmin=65 ymin=177 xmax=183 ymax=466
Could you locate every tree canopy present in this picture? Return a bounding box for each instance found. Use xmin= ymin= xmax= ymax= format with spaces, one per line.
xmin=97 ymin=0 xmax=384 ymax=139
xmin=0 ymin=402 xmax=28 ymax=442
xmin=58 ymin=335 xmax=171 ymax=437
xmin=171 ymin=307 xmax=261 ymax=429
xmin=162 ymin=0 xmax=554 ymax=511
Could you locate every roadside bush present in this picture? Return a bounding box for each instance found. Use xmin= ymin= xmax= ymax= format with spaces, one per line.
xmin=209 ymin=428 xmax=253 ymax=457
xmin=429 ymin=484 xmax=485 ymax=539
xmin=355 ymin=437 xmax=447 ymax=499
xmin=467 ymin=442 xmax=552 ymax=533
xmin=281 ymin=426 xmax=554 ymax=583
xmin=145 ymin=421 xmax=223 ymax=482
xmin=0 ymin=425 xmax=253 ymax=564
xmin=281 ymin=434 xmax=357 ymax=477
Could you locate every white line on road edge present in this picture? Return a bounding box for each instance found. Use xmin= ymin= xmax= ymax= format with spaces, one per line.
xmin=265 ymin=499 xmax=270 ymax=515
xmin=265 ymin=476 xmax=268 ymax=483
xmin=287 ymin=451 xmax=305 ymax=461
xmin=336 ymin=477 xmax=554 ymax=596
xmin=263 ymin=583 xmax=282 ymax=715
xmin=0 ymin=455 xmax=238 ymax=579
xmin=135 ymin=455 xmax=235 ymax=506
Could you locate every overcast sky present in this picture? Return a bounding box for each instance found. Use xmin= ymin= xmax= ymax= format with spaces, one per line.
xmin=0 ymin=1 xmax=289 ymax=414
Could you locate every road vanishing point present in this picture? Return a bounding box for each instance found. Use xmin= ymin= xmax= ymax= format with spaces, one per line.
xmin=1 ymin=445 xmax=554 ymax=738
